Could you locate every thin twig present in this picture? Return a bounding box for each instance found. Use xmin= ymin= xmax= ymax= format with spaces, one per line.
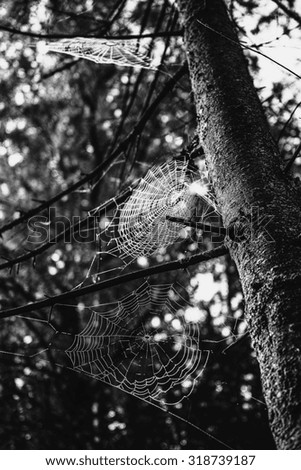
xmin=197 ymin=19 xmax=301 ymax=81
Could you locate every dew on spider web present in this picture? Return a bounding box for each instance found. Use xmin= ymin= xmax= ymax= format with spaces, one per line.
xmin=0 ymin=156 xmax=239 ymax=449
xmin=0 ymin=279 xmax=245 ymax=449
xmin=39 ymin=37 xmax=156 ymax=69
xmin=115 ymin=158 xmax=216 ymax=260
xmin=0 ymin=159 xmax=231 ymax=448
xmin=80 ymin=157 xmax=218 ymax=286
xmin=65 ymin=281 xmax=210 ymax=405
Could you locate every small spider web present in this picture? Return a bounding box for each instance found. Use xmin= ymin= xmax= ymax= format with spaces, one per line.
xmin=66 ymin=281 xmax=210 ymax=405
xmin=82 ymin=157 xmax=217 ymax=285
xmin=41 ymin=37 xmax=155 ymax=69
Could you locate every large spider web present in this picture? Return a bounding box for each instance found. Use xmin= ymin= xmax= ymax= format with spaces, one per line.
xmin=84 ymin=157 xmax=217 ymax=284
xmin=66 ymin=281 xmax=210 ymax=405
xmin=42 ymin=37 xmax=154 ymax=69
xmin=0 ymin=277 xmax=247 ymax=449
xmin=116 ymin=159 xmax=214 ymax=259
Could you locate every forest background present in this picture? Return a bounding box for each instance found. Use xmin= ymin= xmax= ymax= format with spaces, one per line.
xmin=0 ymin=0 xmax=301 ymax=450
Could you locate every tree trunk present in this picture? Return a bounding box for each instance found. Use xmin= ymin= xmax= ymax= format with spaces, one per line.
xmin=177 ymin=0 xmax=301 ymax=449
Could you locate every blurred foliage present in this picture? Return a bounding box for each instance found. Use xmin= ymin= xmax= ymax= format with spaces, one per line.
xmin=1 ymin=0 xmax=300 ymax=450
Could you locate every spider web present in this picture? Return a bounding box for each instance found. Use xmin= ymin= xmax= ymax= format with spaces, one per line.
xmin=42 ymin=37 xmax=154 ymax=69
xmin=116 ymin=159 xmax=214 ymax=258
xmin=83 ymin=157 xmax=218 ymax=284
xmin=0 ymin=277 xmax=247 ymax=449
xmin=66 ymin=280 xmax=210 ymax=405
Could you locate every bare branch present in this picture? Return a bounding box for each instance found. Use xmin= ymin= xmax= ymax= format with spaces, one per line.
xmin=0 ymin=188 xmax=132 ymax=271
xmin=285 ymin=141 xmax=301 ymax=172
xmin=0 ymin=64 xmax=187 ymax=237
xmin=0 ymin=23 xmax=183 ymax=40
xmin=166 ymin=216 xmax=228 ymax=237
xmin=271 ymin=0 xmax=301 ymax=25
xmin=40 ymin=58 xmax=80 ymax=80
xmin=277 ymin=100 xmax=301 ymax=144
xmin=0 ymin=244 xmax=228 ymax=319
xmin=197 ymin=19 xmax=301 ymax=81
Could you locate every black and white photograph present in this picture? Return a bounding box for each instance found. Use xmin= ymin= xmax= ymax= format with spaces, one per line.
xmin=0 ymin=0 xmax=301 ymax=462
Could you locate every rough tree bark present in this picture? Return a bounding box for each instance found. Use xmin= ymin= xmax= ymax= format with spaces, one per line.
xmin=177 ymin=0 xmax=301 ymax=449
